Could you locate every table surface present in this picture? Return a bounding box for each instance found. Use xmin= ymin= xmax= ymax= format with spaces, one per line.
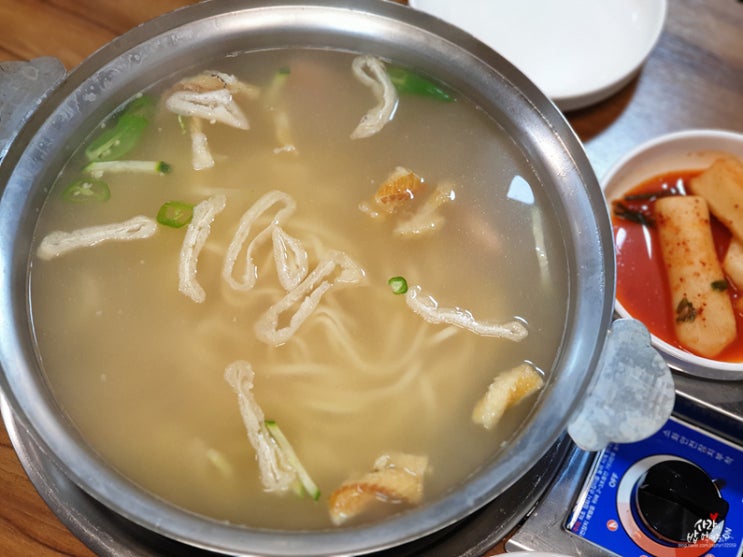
xmin=1 ymin=1 xmax=742 ymax=556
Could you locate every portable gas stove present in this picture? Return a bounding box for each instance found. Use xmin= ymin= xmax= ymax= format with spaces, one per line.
xmin=508 ymin=373 xmax=743 ymax=557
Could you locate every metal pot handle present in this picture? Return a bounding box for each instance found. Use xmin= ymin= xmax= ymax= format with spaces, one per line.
xmin=0 ymin=57 xmax=66 ymax=164
xmin=567 ymin=318 xmax=675 ymax=451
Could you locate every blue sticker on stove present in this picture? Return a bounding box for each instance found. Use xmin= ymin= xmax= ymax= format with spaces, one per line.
xmin=566 ymin=417 xmax=743 ymax=557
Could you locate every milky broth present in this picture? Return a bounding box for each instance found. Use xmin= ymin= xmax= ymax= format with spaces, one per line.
xmin=30 ymin=49 xmax=568 ymax=529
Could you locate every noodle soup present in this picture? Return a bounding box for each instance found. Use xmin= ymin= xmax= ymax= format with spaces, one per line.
xmin=30 ymin=49 xmax=568 ymax=529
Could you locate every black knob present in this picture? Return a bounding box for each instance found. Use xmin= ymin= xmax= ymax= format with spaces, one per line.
xmin=634 ymin=459 xmax=729 ymax=544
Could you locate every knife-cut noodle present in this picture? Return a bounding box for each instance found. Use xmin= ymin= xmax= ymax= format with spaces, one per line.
xmin=222 ymin=190 xmax=297 ymax=292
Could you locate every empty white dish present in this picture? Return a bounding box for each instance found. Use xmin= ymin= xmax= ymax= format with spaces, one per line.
xmin=408 ymin=0 xmax=667 ymax=111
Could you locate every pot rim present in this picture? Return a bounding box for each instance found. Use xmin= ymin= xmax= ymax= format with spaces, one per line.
xmin=0 ymin=1 xmax=615 ymax=555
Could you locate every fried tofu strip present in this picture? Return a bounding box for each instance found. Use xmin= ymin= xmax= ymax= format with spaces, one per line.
xmin=165 ymin=70 xmax=259 ymax=170
xmin=165 ymin=70 xmax=255 ymax=129
xmin=472 ymin=363 xmax=544 ymax=430
xmin=178 ymin=195 xmax=226 ymax=303
xmin=350 ymin=56 xmax=398 ymax=139
xmin=689 ymin=155 xmax=743 ymax=243
xmin=224 ymin=361 xmax=296 ymax=493
xmin=272 ymin=226 xmax=309 ymax=291
xmin=36 ymin=215 xmax=157 ymax=260
xmin=404 ymin=284 xmax=528 ymax=341
xmin=328 ymin=452 xmax=428 ymax=526
xmin=254 ymin=250 xmax=365 ymax=346
xmin=222 ymin=190 xmax=297 ymax=292
xmin=188 ymin=116 xmax=215 ymax=171
xmin=655 ymin=195 xmax=736 ymax=357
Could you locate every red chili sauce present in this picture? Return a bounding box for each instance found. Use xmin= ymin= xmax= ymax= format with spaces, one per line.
xmin=612 ymin=169 xmax=743 ymax=362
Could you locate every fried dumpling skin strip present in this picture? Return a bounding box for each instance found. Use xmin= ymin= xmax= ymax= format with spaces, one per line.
xmin=350 ymin=55 xmax=398 ymax=139
xmin=472 ymin=363 xmax=544 ymax=429
xmin=222 ymin=190 xmax=297 ymax=292
xmin=178 ymin=194 xmax=226 ymax=303
xmin=224 ymin=360 xmax=296 ymax=493
xmin=328 ymin=452 xmax=428 ymax=526
xmin=36 ymin=215 xmax=157 ymax=260
xmin=655 ymin=195 xmax=736 ymax=357
xmin=404 ymin=285 xmax=528 ymax=341
xmin=254 ymin=250 xmax=365 ymax=346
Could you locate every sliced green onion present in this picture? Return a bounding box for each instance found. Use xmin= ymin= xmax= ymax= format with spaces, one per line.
xmin=676 ymin=297 xmax=697 ymax=323
xmin=61 ymin=178 xmax=110 ymax=203
xmin=612 ymin=201 xmax=655 ymax=227
xmin=711 ymin=279 xmax=729 ymax=292
xmin=85 ymin=95 xmax=155 ymax=162
xmin=264 ymin=66 xmax=291 ymax=107
xmin=387 ymin=66 xmax=454 ymax=102
xmin=84 ymin=160 xmax=172 ymax=176
xmin=264 ymin=420 xmax=320 ymax=501
xmin=623 ymin=188 xmax=681 ymax=202
xmin=157 ymin=201 xmax=194 ymax=228
xmin=388 ymin=276 xmax=408 ymax=295
xmin=205 ymin=448 xmax=233 ymax=478
xmin=120 ymin=95 xmax=155 ymax=119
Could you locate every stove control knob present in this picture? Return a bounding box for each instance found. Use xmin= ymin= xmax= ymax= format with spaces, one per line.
xmin=634 ymin=459 xmax=729 ymax=545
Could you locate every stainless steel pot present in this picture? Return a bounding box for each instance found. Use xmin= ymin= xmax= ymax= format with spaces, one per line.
xmin=0 ymin=1 xmax=674 ymax=555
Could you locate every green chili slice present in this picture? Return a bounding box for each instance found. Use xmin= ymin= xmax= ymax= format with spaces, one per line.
xmin=623 ymin=188 xmax=681 ymax=202
xmin=387 ymin=66 xmax=454 ymax=102
xmin=85 ymin=114 xmax=148 ymax=162
xmin=61 ymin=178 xmax=110 ymax=203
xmin=85 ymin=95 xmax=155 ymax=162
xmin=120 ymin=95 xmax=155 ymax=119
xmin=388 ymin=276 xmax=409 ymax=295
xmin=157 ymin=201 xmax=194 ymax=228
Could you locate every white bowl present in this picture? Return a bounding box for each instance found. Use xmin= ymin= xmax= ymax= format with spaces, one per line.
xmin=408 ymin=0 xmax=667 ymax=111
xmin=602 ymin=129 xmax=743 ymax=381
